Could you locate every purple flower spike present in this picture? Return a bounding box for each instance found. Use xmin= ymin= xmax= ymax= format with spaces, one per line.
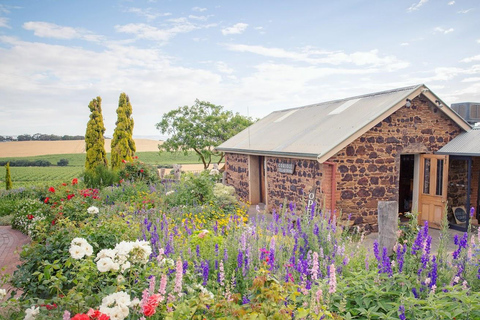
xmin=470 ymin=207 xmax=475 ymax=218
xmin=399 ymin=305 xmax=406 ymax=320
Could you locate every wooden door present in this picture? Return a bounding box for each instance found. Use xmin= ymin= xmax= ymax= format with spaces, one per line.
xmin=259 ymin=156 xmax=266 ymax=204
xmin=418 ymin=154 xmax=448 ymax=228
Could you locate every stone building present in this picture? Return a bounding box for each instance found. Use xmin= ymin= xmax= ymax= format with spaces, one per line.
xmin=217 ymin=84 xmax=480 ymax=232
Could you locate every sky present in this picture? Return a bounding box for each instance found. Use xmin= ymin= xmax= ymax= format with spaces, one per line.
xmin=0 ymin=0 xmax=479 ymax=139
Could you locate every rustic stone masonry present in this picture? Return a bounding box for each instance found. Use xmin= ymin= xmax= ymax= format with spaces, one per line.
xmin=327 ymin=96 xmax=462 ymax=231
xmin=264 ymin=157 xmax=327 ymax=211
xmin=447 ymin=159 xmax=468 ymax=218
xmin=471 ymin=157 xmax=480 ymax=220
xmin=224 ymin=153 xmax=249 ymax=202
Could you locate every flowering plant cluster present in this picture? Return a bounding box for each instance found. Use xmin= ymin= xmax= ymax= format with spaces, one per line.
xmin=3 ymin=177 xmax=480 ymax=319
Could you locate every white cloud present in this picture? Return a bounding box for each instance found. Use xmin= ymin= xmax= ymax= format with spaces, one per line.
xmin=224 ymin=44 xmax=409 ymax=71
xmin=221 ymin=23 xmax=248 ymax=35
xmin=124 ymin=7 xmax=171 ymax=21
xmin=400 ymin=42 xmax=409 ymax=46
xmin=215 ymin=61 xmax=234 ymax=74
xmin=188 ymin=15 xmax=211 ymax=21
xmin=0 ymin=17 xmax=9 ymax=28
xmin=407 ymin=0 xmax=428 ymax=12
xmin=23 ymin=21 xmax=103 ymax=41
xmin=448 ymin=1 xmax=455 ymax=5
xmin=115 ymin=18 xmax=201 ymax=42
xmin=457 ymin=8 xmax=474 ymax=14
xmin=192 ymin=7 xmax=207 ymax=12
xmin=461 ymin=55 xmax=480 ymax=63
xmin=434 ymin=26 xmax=454 ymax=34
xmin=461 ymin=77 xmax=480 ymax=82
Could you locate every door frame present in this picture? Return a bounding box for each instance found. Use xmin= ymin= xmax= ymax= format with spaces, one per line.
xmin=248 ymin=155 xmax=267 ymax=205
xmin=418 ymin=154 xmax=449 ymax=228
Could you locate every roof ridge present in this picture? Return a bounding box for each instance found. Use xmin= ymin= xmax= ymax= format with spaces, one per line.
xmin=273 ymin=84 xmax=423 ymax=113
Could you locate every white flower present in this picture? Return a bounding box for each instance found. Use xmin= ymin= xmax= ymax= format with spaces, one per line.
xmin=165 ymin=190 xmax=175 ymax=196
xmin=69 ymin=245 xmax=86 ymax=260
xmin=97 ymin=257 xmax=116 ymax=272
xmin=87 ymin=206 xmax=99 ymax=214
xmin=24 ymin=306 xmax=40 ymax=320
xmin=130 ymin=298 xmax=140 ymax=307
xmin=0 ymin=288 xmax=6 ymax=300
xmin=70 ymin=238 xmax=93 ymax=259
xmin=100 ymin=292 xmax=131 ymax=320
xmin=117 ymin=275 xmax=125 ymax=283
xmin=121 ymin=261 xmax=131 ymax=273
xmin=209 ymin=169 xmax=220 ymax=175
xmin=129 ymin=240 xmax=152 ymax=263
xmin=96 ymin=249 xmax=117 ymax=261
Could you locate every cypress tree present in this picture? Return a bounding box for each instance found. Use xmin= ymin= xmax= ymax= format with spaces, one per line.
xmin=5 ymin=162 xmax=12 ymax=190
xmin=85 ymin=97 xmax=108 ymax=171
xmin=111 ymin=93 xmax=136 ymax=170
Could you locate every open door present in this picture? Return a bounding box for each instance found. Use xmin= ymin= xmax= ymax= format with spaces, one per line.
xmin=248 ymin=155 xmax=266 ymax=205
xmin=418 ymin=154 xmax=448 ymax=228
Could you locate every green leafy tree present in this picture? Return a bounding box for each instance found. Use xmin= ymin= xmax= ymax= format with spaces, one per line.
xmin=5 ymin=162 xmax=12 ymax=190
xmin=111 ymin=93 xmax=136 ymax=170
xmin=156 ymin=99 xmax=254 ymax=169
xmin=85 ymin=97 xmax=108 ymax=171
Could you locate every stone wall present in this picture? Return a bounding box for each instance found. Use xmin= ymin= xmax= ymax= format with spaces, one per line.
xmin=264 ymin=157 xmax=329 ymax=213
xmin=471 ymin=157 xmax=480 ymax=220
xmin=326 ymin=96 xmax=462 ymax=231
xmin=447 ymin=159 xmax=468 ymax=219
xmin=224 ymin=153 xmax=249 ymax=202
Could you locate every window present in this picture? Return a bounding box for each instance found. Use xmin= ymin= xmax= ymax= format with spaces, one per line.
xmin=423 ymin=158 xmax=430 ymax=194
xmin=469 ymin=104 xmax=480 ymax=119
xmin=435 ymin=159 xmax=444 ymax=196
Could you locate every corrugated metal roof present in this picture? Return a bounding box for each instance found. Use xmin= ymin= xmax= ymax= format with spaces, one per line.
xmin=437 ymin=127 xmax=480 ymax=156
xmin=217 ymin=84 xmax=423 ymax=159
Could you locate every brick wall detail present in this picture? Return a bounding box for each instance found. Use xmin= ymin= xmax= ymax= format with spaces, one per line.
xmin=327 ymin=96 xmax=462 ymax=230
xmin=224 ymin=153 xmax=249 ymax=202
xmin=265 ymin=157 xmax=329 ymax=212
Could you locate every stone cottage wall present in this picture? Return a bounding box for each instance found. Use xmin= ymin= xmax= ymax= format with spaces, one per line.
xmin=264 ymin=157 xmax=330 ymax=213
xmin=224 ymin=153 xmax=249 ymax=202
xmin=447 ymin=159 xmax=468 ymax=211
xmin=327 ymin=96 xmax=462 ymax=231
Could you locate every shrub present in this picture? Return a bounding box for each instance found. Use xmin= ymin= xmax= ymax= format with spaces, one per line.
xmin=57 ymin=159 xmax=69 ymax=166
xmin=165 ymin=171 xmax=217 ymax=208
xmin=117 ymin=158 xmax=159 ymax=184
xmin=83 ymin=165 xmax=118 ymax=188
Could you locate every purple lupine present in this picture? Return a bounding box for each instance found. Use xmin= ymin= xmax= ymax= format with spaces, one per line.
xmin=201 ymin=260 xmax=209 ymax=286
xmin=453 ymin=233 xmax=469 ymax=259
xmin=313 ymin=223 xmax=319 ymax=237
xmin=470 ymin=206 xmax=476 ymax=218
xmin=397 ymin=244 xmax=406 ymax=273
xmin=242 ymin=295 xmax=250 ymax=305
xmin=237 ymin=250 xmax=243 ymax=269
xmin=373 ymin=240 xmax=381 ymax=262
xmin=381 ymin=247 xmax=393 ymax=277
xmin=196 ymin=245 xmax=200 ymax=258
xmin=428 ymin=256 xmax=438 ymax=288
xmin=411 ymin=227 xmax=425 ymax=255
xmin=183 ymin=260 xmax=188 ymax=275
xmin=399 ymin=305 xmax=406 ymax=320
xmin=412 ymin=287 xmax=419 ymax=299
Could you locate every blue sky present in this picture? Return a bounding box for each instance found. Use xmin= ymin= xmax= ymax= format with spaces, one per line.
xmin=0 ymin=0 xmax=479 ymax=138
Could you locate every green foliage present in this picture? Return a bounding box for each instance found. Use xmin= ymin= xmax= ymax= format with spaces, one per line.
xmin=5 ymin=162 xmax=12 ymax=190
xmin=165 ymin=171 xmax=217 ymax=207
xmin=117 ymin=158 xmax=159 ymax=184
xmin=10 ymin=198 xmax=50 ymax=239
xmin=156 ymin=99 xmax=254 ymax=169
xmin=6 ymin=166 xmax=82 ymax=188
xmin=85 ymin=97 xmax=108 ymax=171
xmin=0 ymin=159 xmax=51 ymax=167
xmin=213 ymin=183 xmax=238 ymax=209
xmin=82 ymin=165 xmax=118 ymax=188
xmin=56 ymin=159 xmax=69 ymax=166
xmin=111 ymin=93 xmax=136 ymax=170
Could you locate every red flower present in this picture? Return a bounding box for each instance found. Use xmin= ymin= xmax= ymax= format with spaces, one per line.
xmin=44 ymin=197 xmax=49 ymax=204
xmin=87 ymin=309 xmax=110 ymax=320
xmin=72 ymin=178 xmax=78 ymax=185
xmin=51 ymin=219 xmax=56 ymax=226
xmin=122 ymin=159 xmax=126 ymax=163
xmin=41 ymin=303 xmax=57 ymax=310
xmin=140 ymin=169 xmax=144 ymax=173
xmin=48 ymin=187 xmax=55 ymax=193
xmin=62 ymin=183 xmax=67 ymax=186
xmin=71 ymin=314 xmax=89 ymax=320
xmin=27 ymin=214 xmax=34 ymax=220
xmin=143 ymin=304 xmax=156 ymax=317
xmin=67 ymin=194 xmax=75 ymax=200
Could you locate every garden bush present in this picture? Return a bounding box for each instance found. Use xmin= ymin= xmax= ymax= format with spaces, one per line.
xmin=2 ymin=177 xmax=480 ymax=320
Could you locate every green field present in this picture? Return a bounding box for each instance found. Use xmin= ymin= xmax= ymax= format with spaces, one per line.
xmin=0 ymin=151 xmax=216 ymax=188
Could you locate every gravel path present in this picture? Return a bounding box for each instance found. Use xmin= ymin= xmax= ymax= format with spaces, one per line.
xmin=0 ymin=226 xmax=30 ymax=294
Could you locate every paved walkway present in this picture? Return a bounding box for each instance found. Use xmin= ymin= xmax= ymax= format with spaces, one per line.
xmin=0 ymin=226 xmax=30 ymax=292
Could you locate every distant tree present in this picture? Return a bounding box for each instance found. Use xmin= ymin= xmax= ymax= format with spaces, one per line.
xmin=0 ymin=136 xmax=5 ymax=142
xmin=57 ymin=159 xmax=69 ymax=166
xmin=5 ymin=162 xmax=12 ymax=190
xmin=85 ymin=97 xmax=108 ymax=171
xmin=111 ymin=93 xmax=136 ymax=170
xmin=17 ymin=134 xmax=32 ymax=141
xmin=156 ymin=99 xmax=255 ymax=169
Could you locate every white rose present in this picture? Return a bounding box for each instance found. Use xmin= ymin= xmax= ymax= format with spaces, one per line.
xmin=69 ymin=245 xmax=86 ymax=260
xmin=0 ymin=288 xmax=6 ymax=300
xmin=24 ymin=306 xmax=40 ymax=320
xmin=97 ymin=257 xmax=115 ymax=272
xmin=87 ymin=206 xmax=99 ymax=214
